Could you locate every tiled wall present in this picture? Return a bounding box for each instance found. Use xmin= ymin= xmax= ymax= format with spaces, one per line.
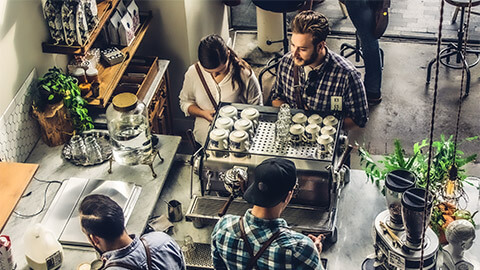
xmin=0 ymin=69 xmax=40 ymax=162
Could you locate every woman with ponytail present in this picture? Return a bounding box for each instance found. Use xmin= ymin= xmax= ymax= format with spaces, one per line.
xmin=179 ymin=34 xmax=262 ymax=145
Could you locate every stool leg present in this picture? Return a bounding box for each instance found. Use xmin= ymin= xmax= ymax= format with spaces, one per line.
xmin=426 ymin=58 xmax=437 ymax=84
xmin=339 ymin=1 xmax=348 ymax=18
xmin=451 ymin=7 xmax=460 ymax=24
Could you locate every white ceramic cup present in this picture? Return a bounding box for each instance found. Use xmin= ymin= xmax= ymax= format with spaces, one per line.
xmin=323 ymin=115 xmax=338 ymax=126
xmin=219 ymin=105 xmax=238 ymax=120
xmin=292 ymin=113 xmax=307 ymax=126
xmin=234 ymin=118 xmax=254 ymax=140
xmin=240 ymin=107 xmax=260 ymax=130
xmin=289 ymin=124 xmax=305 ymax=144
xmin=215 ymin=117 xmax=234 ymax=131
xmin=209 ymin=128 xmax=229 ymax=150
xmin=229 ymin=130 xmax=250 ymax=154
xmin=317 ymin=134 xmax=334 ymax=159
xmin=321 ymin=125 xmax=337 ymax=136
xmin=304 ymin=123 xmax=320 ymax=143
xmin=308 ymin=114 xmax=323 ymax=126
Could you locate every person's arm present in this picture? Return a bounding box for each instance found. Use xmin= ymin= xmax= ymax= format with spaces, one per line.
xmin=245 ymin=70 xmax=263 ymax=105
xmin=179 ymin=67 xmax=216 ymax=122
xmin=211 ymin=221 xmax=228 ymax=270
xmin=343 ymin=70 xmax=369 ymax=129
xmin=187 ymin=104 xmax=215 ymax=122
xmin=272 ymin=99 xmax=286 ymax=107
xmin=270 ymin=57 xmax=288 ymax=107
xmin=292 ymin=237 xmax=324 ymax=270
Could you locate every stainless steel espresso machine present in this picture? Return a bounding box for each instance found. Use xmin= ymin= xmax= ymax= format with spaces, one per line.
xmin=186 ymin=103 xmax=350 ymax=240
xmin=363 ymin=170 xmax=440 ymax=270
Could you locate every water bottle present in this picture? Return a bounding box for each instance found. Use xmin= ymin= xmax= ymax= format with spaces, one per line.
xmin=106 ymin=92 xmax=153 ymax=165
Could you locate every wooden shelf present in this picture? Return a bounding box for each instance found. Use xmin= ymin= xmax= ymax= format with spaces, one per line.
xmin=87 ymin=12 xmax=153 ymax=108
xmin=42 ymin=0 xmax=120 ymax=55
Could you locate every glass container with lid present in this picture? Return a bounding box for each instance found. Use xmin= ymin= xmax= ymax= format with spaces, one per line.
xmin=106 ymin=93 xmax=153 ymax=166
xmin=385 ymin=169 xmax=416 ymax=229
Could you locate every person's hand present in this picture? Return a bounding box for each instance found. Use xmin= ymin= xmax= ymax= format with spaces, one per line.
xmin=308 ymin=234 xmax=325 ymax=254
xmin=202 ymin=110 xmax=216 ymax=122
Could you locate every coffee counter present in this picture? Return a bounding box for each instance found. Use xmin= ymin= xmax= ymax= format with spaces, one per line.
xmin=1 ymin=134 xmax=181 ymax=269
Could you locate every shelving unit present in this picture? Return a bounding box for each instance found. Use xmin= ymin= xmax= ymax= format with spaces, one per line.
xmin=87 ymin=13 xmax=152 ymax=108
xmin=42 ymin=0 xmax=120 ymax=55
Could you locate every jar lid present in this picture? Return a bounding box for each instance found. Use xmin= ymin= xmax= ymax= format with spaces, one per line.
xmin=385 ymin=170 xmax=416 ymax=193
xmin=112 ymin=93 xmax=138 ymax=112
xmin=72 ymin=68 xmax=85 ymax=76
xmin=402 ymin=187 xmax=431 ymax=212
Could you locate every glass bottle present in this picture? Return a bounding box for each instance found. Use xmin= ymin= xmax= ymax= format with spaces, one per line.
xmin=106 ymin=93 xmax=153 ymax=165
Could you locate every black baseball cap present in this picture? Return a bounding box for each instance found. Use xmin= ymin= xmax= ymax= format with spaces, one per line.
xmin=243 ymin=158 xmax=297 ymax=208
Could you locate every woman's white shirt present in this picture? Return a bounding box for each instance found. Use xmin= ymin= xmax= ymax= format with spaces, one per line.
xmin=179 ymin=63 xmax=262 ymax=144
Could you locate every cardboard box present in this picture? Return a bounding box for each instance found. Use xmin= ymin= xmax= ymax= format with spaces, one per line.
xmin=118 ymin=13 xmax=135 ymax=46
xmin=127 ymin=0 xmax=140 ymax=32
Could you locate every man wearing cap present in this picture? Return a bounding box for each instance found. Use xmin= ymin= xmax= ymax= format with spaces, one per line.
xmin=211 ymin=158 xmax=325 ymax=269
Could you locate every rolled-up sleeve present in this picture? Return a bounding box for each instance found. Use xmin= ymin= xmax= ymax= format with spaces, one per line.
xmin=179 ymin=69 xmax=195 ymax=117
xmin=345 ymin=70 xmax=369 ymax=127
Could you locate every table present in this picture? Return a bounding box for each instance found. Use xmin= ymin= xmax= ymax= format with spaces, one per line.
xmin=0 ymin=135 xmax=181 ymax=269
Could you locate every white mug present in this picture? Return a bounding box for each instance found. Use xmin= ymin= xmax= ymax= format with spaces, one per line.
xmin=304 ymin=124 xmax=320 ymax=143
xmin=317 ymin=134 xmax=334 ymax=159
xmin=209 ymin=129 xmax=229 ymax=150
xmin=289 ymin=124 xmax=305 ymax=144
xmin=229 ymin=130 xmax=250 ymax=156
xmin=219 ymin=105 xmax=238 ymax=120
xmin=292 ymin=113 xmax=307 ymax=126
xmin=321 ymin=125 xmax=337 ymax=136
xmin=308 ymin=114 xmax=323 ymax=126
xmin=241 ymin=107 xmax=260 ymax=130
xmin=323 ymin=115 xmax=338 ymax=126
xmin=234 ymin=119 xmax=254 ymax=140
xmin=215 ymin=117 xmax=234 ymax=131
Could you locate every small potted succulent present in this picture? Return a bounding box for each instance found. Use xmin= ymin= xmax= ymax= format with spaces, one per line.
xmin=32 ymin=67 xmax=94 ymax=146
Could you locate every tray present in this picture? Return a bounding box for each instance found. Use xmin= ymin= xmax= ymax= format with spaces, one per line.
xmin=62 ymin=131 xmax=112 ymax=166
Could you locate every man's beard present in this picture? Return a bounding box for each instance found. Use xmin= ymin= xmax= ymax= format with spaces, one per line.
xmin=294 ymin=49 xmax=318 ymax=66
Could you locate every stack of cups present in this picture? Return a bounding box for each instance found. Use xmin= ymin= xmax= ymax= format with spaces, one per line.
xmin=240 ymin=107 xmax=260 ymax=132
xmin=276 ymin=104 xmax=291 ymax=145
xmin=212 ymin=107 xmax=236 ymax=157
xmin=304 ymin=113 xmax=322 ymax=145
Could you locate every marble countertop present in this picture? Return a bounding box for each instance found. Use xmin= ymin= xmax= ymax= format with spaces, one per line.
xmin=1 ymin=134 xmax=181 ymax=269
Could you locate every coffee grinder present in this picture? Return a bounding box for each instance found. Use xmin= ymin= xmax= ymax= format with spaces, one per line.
xmin=363 ymin=170 xmax=439 ymax=270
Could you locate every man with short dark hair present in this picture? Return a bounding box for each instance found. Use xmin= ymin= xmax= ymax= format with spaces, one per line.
xmin=271 ymin=10 xmax=369 ymax=129
xmin=79 ymin=194 xmax=185 ymax=270
xmin=211 ymin=158 xmax=325 ymax=269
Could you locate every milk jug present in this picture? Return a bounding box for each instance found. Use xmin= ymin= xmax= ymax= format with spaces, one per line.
xmin=24 ymin=224 xmax=63 ymax=270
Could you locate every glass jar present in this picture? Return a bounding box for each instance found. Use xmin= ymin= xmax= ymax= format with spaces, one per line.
xmin=106 ymin=93 xmax=153 ymax=165
xmin=85 ymin=67 xmax=99 ymax=83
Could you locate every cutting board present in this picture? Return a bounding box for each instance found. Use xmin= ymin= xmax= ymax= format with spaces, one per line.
xmin=0 ymin=162 xmax=39 ymax=232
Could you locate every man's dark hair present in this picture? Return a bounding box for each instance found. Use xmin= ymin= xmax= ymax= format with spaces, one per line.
xmin=79 ymin=194 xmax=125 ymax=242
xmin=291 ymin=10 xmax=330 ymax=46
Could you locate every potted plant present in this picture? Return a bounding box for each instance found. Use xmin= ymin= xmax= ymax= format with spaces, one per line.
xmin=358 ymin=135 xmax=478 ymax=243
xmin=32 ymin=67 xmax=94 ymax=146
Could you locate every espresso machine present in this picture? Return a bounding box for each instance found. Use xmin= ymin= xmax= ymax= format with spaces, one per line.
xmin=364 ymin=170 xmax=439 ymax=270
xmin=186 ymin=103 xmax=350 ymax=239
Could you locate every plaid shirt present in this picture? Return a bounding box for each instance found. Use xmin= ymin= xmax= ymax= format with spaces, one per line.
xmin=271 ymin=48 xmax=369 ymax=127
xmin=211 ymin=209 xmax=323 ymax=270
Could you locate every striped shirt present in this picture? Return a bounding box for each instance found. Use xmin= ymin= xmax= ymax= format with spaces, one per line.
xmin=211 ymin=209 xmax=323 ymax=270
xmin=271 ymin=48 xmax=369 ymax=127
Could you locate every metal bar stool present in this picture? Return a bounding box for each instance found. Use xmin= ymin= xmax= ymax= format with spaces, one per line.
xmin=426 ymin=0 xmax=480 ymax=96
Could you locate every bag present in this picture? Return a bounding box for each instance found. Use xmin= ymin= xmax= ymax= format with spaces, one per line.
xmin=371 ymin=0 xmax=391 ymax=39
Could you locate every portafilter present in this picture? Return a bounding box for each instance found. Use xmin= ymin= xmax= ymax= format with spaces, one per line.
xmin=218 ymin=167 xmax=248 ymax=217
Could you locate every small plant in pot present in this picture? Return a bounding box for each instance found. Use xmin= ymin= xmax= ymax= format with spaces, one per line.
xmin=32 ymin=67 xmax=94 ymax=146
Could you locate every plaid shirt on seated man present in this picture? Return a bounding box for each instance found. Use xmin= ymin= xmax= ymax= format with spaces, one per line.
xmin=211 ymin=158 xmax=324 ymax=270
xmin=271 ymin=49 xmax=369 ymax=128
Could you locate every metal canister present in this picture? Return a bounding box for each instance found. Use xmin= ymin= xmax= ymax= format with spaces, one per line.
xmin=0 ymin=235 xmax=16 ymax=270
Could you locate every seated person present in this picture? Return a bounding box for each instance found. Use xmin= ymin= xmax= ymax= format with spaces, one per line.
xmin=79 ymin=194 xmax=186 ymax=270
xmin=271 ymin=10 xmax=369 ymax=129
xmin=443 ymin=219 xmax=478 ymax=270
xmin=211 ymin=158 xmax=325 ymax=269
xmin=179 ymin=34 xmax=263 ymax=145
